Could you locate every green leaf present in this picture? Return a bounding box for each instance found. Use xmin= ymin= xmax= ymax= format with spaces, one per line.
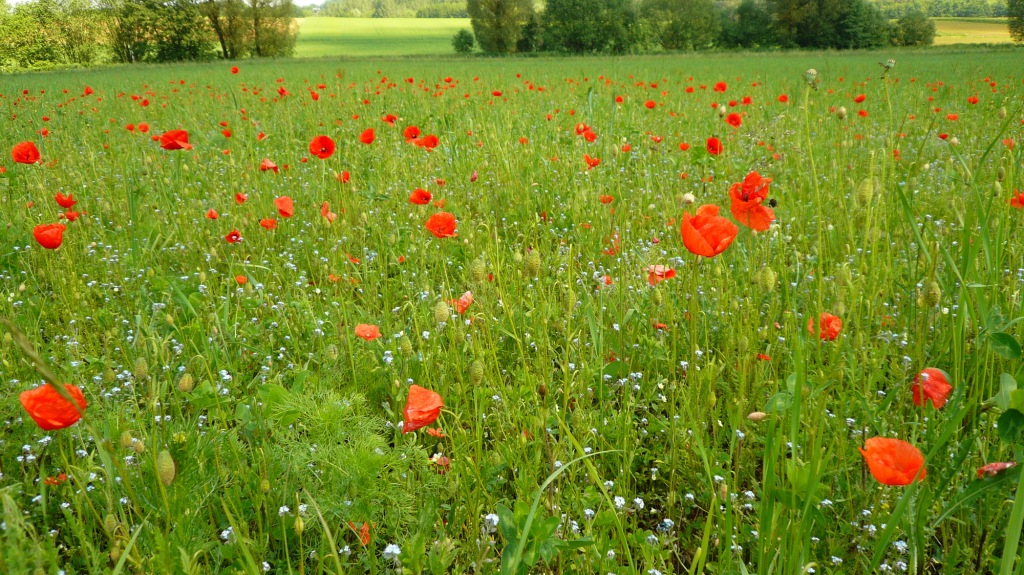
xmin=933 ymin=464 xmax=1022 ymax=527
xmin=990 ymin=373 xmax=1018 ymax=411
xmin=495 ymin=503 xmax=517 ymax=544
xmin=997 ymin=409 xmax=1024 ymax=445
xmin=764 ymin=391 xmax=792 ymax=414
xmin=987 ymin=332 xmax=1022 ymax=360
xmin=1010 ymin=389 xmax=1024 ymax=413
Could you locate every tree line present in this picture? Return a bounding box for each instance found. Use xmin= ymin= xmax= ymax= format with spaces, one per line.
xmin=460 ymin=0 xmax=951 ymax=55
xmin=0 ymin=0 xmax=296 ymax=71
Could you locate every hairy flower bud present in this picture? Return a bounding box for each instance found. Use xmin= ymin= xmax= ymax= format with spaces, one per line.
xmin=400 ymin=335 xmax=413 ymax=357
xmin=469 ymin=360 xmax=484 ymax=386
xmin=156 ymin=450 xmax=176 ymax=486
xmin=525 ymin=250 xmax=541 ymax=278
xmin=177 ymin=373 xmax=194 ymax=393
xmin=433 ymin=300 xmax=450 ymax=324
xmin=470 ymin=255 xmax=487 ymax=283
xmin=133 ymin=357 xmax=149 ymax=381
xmin=836 ymin=106 xmax=847 ymax=120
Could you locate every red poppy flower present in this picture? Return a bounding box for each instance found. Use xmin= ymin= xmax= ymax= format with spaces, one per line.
xmin=778 ymin=94 xmax=789 ymax=103
xmin=222 ymin=129 xmax=232 ymax=138
xmin=274 ymin=196 xmax=294 ymax=218
xmin=235 ymin=193 xmax=247 ymax=205
xmin=235 ymin=275 xmax=247 ymax=285
xmin=977 ymin=462 xmax=1016 ymax=478
xmin=583 ymin=154 xmax=601 ymax=170
xmin=644 ymin=100 xmax=656 ymax=109
xmin=257 ymin=132 xmax=266 ymax=141
xmin=729 ymin=171 xmax=775 ymax=231
xmin=713 ymin=81 xmax=727 ymax=92
xmin=34 ymin=223 xmax=67 ymax=250
xmin=599 ymin=195 xmax=613 ymax=204
xmin=337 ymin=171 xmax=351 ymax=184
xmin=354 ymin=324 xmax=381 ymax=341
xmin=63 ymin=211 xmax=80 ymax=221
xmin=260 ymin=218 xmax=277 ymax=230
xmin=44 ymin=473 xmax=68 ymax=486
xmin=309 ymin=135 xmax=335 ymax=159
xmin=967 ymin=96 xmax=979 ymax=104
xmin=403 ymin=125 xmax=421 ymax=140
xmin=726 ymin=113 xmax=742 ymax=128
xmin=348 ymin=522 xmax=371 ymax=546
xmin=230 ymin=66 xmax=239 ymax=74
xmin=409 ymin=188 xmax=432 ymax=205
xmin=451 ymin=291 xmax=473 ymax=314
xmin=854 ymin=94 xmax=866 ymax=103
xmin=320 ymin=201 xmax=337 ymax=223
xmin=206 ymin=209 xmax=218 ymax=220
xmin=706 ymin=137 xmax=723 ymax=156
xmin=681 ymin=204 xmax=738 ymax=258
xmin=138 ymin=123 xmax=149 ymax=133
xmin=859 ymin=437 xmax=926 ymax=485
xmin=359 ymin=128 xmax=375 ymax=145
xmin=382 ymin=113 xmax=398 ymax=125
xmin=403 ymin=384 xmax=443 ymax=433
xmin=260 ymin=158 xmax=279 ymax=173
xmin=807 ymin=312 xmax=842 ymax=341
xmin=647 ymin=265 xmax=675 ymax=287
xmin=225 ymin=229 xmax=241 ymax=243
xmin=159 ymin=130 xmax=192 ymax=151
xmin=12 ymin=141 xmax=41 ymax=164
xmin=1009 ymin=190 xmax=1024 ymax=209
xmin=20 ymin=383 xmax=87 ymax=430
xmin=425 ymin=212 xmax=457 ymax=238
xmin=55 ymin=193 xmax=76 ymax=209
xmin=912 ymin=368 xmax=952 ymax=409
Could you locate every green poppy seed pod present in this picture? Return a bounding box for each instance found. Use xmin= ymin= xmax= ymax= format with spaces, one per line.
xmin=999 ymin=106 xmax=1007 ymax=119
xmin=470 ymin=360 xmax=484 ymax=386
xmin=400 ymin=335 xmax=413 ymax=357
xmin=260 ymin=478 xmax=271 ymax=494
xmin=120 ymin=431 xmax=134 ymax=449
xmin=433 ymin=300 xmax=451 ymax=324
xmin=133 ymin=357 xmax=149 ymax=381
xmin=525 ymin=250 xmax=541 ymax=278
xmin=326 ymin=343 xmax=339 ymax=361
xmin=997 ymin=166 xmax=1006 ymax=182
xmin=836 ymin=106 xmax=847 ymax=120
xmin=652 ymin=287 xmax=664 ymax=307
xmin=293 ymin=515 xmax=305 ymax=536
xmin=923 ymin=280 xmax=941 ymax=307
xmin=177 ymin=373 xmax=194 ymax=393
xmin=104 ymin=514 xmax=118 ymax=534
xmin=199 ymin=271 xmax=206 ymax=283
xmin=470 ymin=255 xmax=487 ymax=283
xmin=156 ymin=450 xmax=176 ymax=486
xmin=856 ymin=178 xmax=874 ymax=206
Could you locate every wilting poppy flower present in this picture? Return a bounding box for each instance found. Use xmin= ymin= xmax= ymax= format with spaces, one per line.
xmin=44 ymin=473 xmax=68 ymax=486
xmin=309 ymin=135 xmax=335 ymax=159
xmin=225 ymin=229 xmax=241 ymax=243
xmin=355 ymin=324 xmax=381 ymax=341
xmin=33 ymin=223 xmax=67 ymax=250
xmin=425 ymin=212 xmax=457 ymax=238
xmin=359 ymin=128 xmax=375 ymax=144
xmin=320 ymin=201 xmax=337 ymax=223
xmin=808 ymin=312 xmax=842 ymax=341
xmin=12 ymin=141 xmax=41 ymax=164
xmin=729 ymin=171 xmax=775 ymax=231
xmin=681 ymin=205 xmax=738 ymax=258
xmin=274 ymin=196 xmax=294 ymax=218
xmin=348 ymin=522 xmax=371 ymax=546
xmin=20 ymin=383 xmax=87 ymax=430
xmin=260 ymin=158 xmax=278 ymax=173
xmin=912 ymin=368 xmax=952 ymax=409
xmin=206 ymin=209 xmax=218 ymax=220
xmin=403 ymin=384 xmax=443 ymax=433
xmin=583 ymin=154 xmax=601 ymax=170
xmin=55 ymin=193 xmax=76 ymax=209
xmin=706 ymin=137 xmax=723 ymax=156
xmin=409 ymin=188 xmax=432 ymax=205
xmin=159 ymin=130 xmax=192 ymax=151
xmin=647 ymin=265 xmax=676 ymax=287
xmin=260 ymin=218 xmax=277 ymax=230
xmin=977 ymin=462 xmax=1016 ymax=478
xmin=63 ymin=211 xmax=80 ymax=222
xmin=859 ymin=437 xmax=926 ymax=485
xmin=726 ymin=113 xmax=742 ymax=128
xmin=451 ymin=291 xmax=473 ymax=314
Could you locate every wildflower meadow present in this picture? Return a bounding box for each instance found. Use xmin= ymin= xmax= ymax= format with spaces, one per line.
xmin=2 ymin=48 xmax=1024 ymax=574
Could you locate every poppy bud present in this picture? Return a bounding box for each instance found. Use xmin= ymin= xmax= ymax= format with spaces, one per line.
xmin=156 ymin=449 xmax=176 ymax=486
xmin=470 ymin=255 xmax=487 ymax=283
xmin=110 ymin=545 xmax=121 ymax=562
xmin=120 ymin=431 xmax=134 ymax=449
xmin=260 ymin=478 xmax=271 ymax=493
xmin=681 ymin=193 xmax=695 ymax=205
xmin=133 ymin=357 xmax=149 ymax=380
xmin=132 ymin=438 xmax=146 ymax=454
xmin=994 ymin=181 xmax=1003 ymax=196
xmin=326 ymin=343 xmax=339 ymax=361
xmin=165 ymin=314 xmax=174 ymax=326
xmin=433 ymin=300 xmax=451 ymax=324
xmin=736 ymin=335 xmax=749 ymax=355
xmin=836 ymin=106 xmax=847 ymax=120
xmin=997 ymin=166 xmax=1005 ymax=182
xmin=718 ymin=483 xmax=728 ymax=502
xmin=717 ymin=105 xmax=727 ymax=118
xmin=747 ymin=411 xmax=768 ymax=422
xmin=855 ymin=177 xmax=875 ymax=207
xmin=18 ymin=283 xmax=26 ymax=293
xmin=104 ymin=514 xmax=118 ymax=534
xmin=754 ymin=267 xmax=777 ymax=292
xmin=177 ymin=373 xmax=194 ymax=393
xmin=293 ymin=516 xmax=305 ymax=536
xmin=469 ymin=360 xmax=484 ymax=385
xmin=922 ymin=280 xmax=941 ymax=307
xmin=999 ymin=106 xmax=1007 ymax=119
xmin=525 ymin=250 xmax=541 ymax=278
xmin=652 ymin=288 xmax=663 ymax=307
xmin=538 ymin=382 xmax=547 ymax=399
xmin=400 ymin=335 xmax=413 ymax=357
xmin=2 ymin=332 xmax=10 ymax=344
xmin=949 ymin=137 xmax=959 ymax=146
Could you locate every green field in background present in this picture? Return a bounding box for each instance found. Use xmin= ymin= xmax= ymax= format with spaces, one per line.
xmin=933 ymin=17 xmax=1012 ymax=44
xmin=295 ymin=17 xmax=472 ymax=57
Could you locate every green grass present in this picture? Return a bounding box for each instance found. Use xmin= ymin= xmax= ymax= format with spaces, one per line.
xmin=295 ymin=17 xmax=472 ymax=57
xmin=933 ymin=17 xmax=1013 ymax=45
xmin=1 ymin=47 xmax=1024 ymax=574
